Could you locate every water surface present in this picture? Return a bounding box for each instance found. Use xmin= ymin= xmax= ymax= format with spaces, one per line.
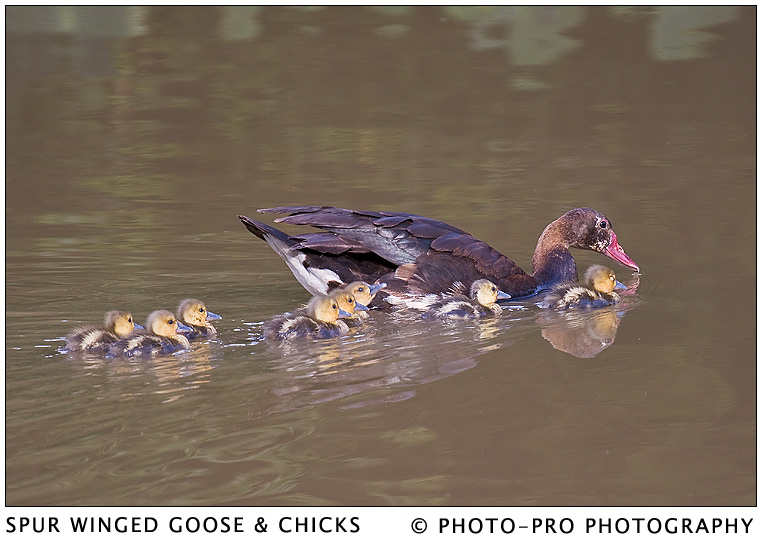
xmin=5 ymin=6 xmax=755 ymax=506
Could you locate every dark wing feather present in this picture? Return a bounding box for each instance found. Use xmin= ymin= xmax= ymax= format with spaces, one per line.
xmin=238 ymin=214 xmax=294 ymax=245
xmin=373 ymin=215 xmax=410 ymax=228
xmin=300 ymin=251 xmax=395 ymax=286
xmin=406 ymin=220 xmax=462 ymax=238
xmin=399 ymin=254 xmax=534 ymax=298
xmin=263 ymin=206 xmax=383 ymax=229
xmin=424 ymin=234 xmax=537 ymax=296
xmin=239 ymin=214 xmax=394 ymax=290
xmin=258 ymin=206 xmax=468 ymax=265
xmin=290 ymin=232 xmax=372 ymax=255
xmin=430 ymin=234 xmax=524 ymax=277
xmin=254 ymin=206 xmax=539 ymax=297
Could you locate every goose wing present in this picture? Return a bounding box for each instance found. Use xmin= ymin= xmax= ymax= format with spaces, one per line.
xmin=258 ymin=206 xmax=538 ymax=297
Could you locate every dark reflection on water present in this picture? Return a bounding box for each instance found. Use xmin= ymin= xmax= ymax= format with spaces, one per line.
xmin=5 ymin=6 xmax=755 ymax=505
xmin=536 ymin=275 xmax=642 ymax=358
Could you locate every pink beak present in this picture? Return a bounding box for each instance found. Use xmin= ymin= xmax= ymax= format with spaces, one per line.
xmin=604 ymin=232 xmax=640 ymax=272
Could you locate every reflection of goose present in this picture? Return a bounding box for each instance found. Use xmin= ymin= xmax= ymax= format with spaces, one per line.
xmin=238 ymin=206 xmax=639 ymax=300
xmin=65 ymin=310 xmax=143 ymax=353
xmin=108 ymin=310 xmax=192 ymax=357
xmin=538 ymin=308 xmax=622 ymax=358
xmin=177 ymin=298 xmax=222 ymax=339
xmin=423 ymin=279 xmax=511 ymax=319
xmin=538 ymin=265 xmax=626 ymax=310
xmin=264 ymin=295 xmax=352 ymax=341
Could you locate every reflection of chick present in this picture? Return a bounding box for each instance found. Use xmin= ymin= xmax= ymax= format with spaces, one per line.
xmin=108 ymin=310 xmax=191 ymax=357
xmin=65 ymin=310 xmax=142 ymax=353
xmin=423 ymin=279 xmax=511 ymax=319
xmin=265 ymin=296 xmax=351 ymax=341
xmin=539 ymin=265 xmax=625 ymax=310
xmin=177 ymin=298 xmax=222 ymax=339
xmin=539 ymin=309 xmax=621 ymax=359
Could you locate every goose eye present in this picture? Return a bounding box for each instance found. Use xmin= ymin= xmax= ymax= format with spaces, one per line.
xmin=599 ymin=220 xmax=608 ymax=229
xmin=358 ymin=287 xmax=365 ymax=292
xmin=128 ymin=317 xmax=133 ymax=323
xmin=199 ymin=308 xmax=205 ymax=313
xmin=168 ymin=319 xmax=175 ymax=325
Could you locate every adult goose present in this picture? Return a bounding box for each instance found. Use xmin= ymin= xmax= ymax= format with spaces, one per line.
xmin=238 ymin=206 xmax=639 ymax=301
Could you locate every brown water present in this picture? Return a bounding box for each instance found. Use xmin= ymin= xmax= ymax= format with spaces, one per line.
xmin=5 ymin=6 xmax=755 ymax=506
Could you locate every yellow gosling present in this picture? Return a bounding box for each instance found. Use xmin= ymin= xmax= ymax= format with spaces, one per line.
xmin=423 ymin=279 xmax=511 ymax=319
xmin=539 ymin=265 xmax=626 ymax=310
xmin=108 ymin=310 xmax=191 ymax=357
xmin=177 ymin=298 xmax=222 ymax=339
xmin=264 ymin=295 xmax=351 ymax=341
xmin=65 ymin=310 xmax=140 ymax=353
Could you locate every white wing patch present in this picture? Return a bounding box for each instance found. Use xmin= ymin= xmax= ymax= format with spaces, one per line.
xmin=385 ymin=293 xmax=441 ymax=310
xmin=265 ymin=234 xmax=341 ymax=296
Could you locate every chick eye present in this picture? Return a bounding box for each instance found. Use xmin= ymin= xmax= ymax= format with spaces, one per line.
xmin=358 ymin=287 xmax=365 ymax=292
xmin=128 ymin=317 xmax=133 ymax=323
xmin=168 ymin=319 xmax=175 ymax=325
xmin=199 ymin=308 xmax=205 ymax=313
xmin=599 ymin=220 xmax=608 ymax=229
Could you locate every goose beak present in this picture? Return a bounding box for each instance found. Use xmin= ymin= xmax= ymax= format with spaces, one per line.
xmin=206 ymin=310 xmax=222 ymax=321
xmin=338 ymin=308 xmax=352 ymax=318
xmin=369 ymin=282 xmax=386 ymax=296
xmin=604 ymin=232 xmax=639 ymax=272
xmin=177 ymin=322 xmax=193 ymax=334
xmin=354 ymin=302 xmax=370 ymax=311
xmin=614 ymin=280 xmax=628 ymax=291
xmin=133 ymin=323 xmax=145 ymax=330
xmin=496 ymin=289 xmax=512 ymax=300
